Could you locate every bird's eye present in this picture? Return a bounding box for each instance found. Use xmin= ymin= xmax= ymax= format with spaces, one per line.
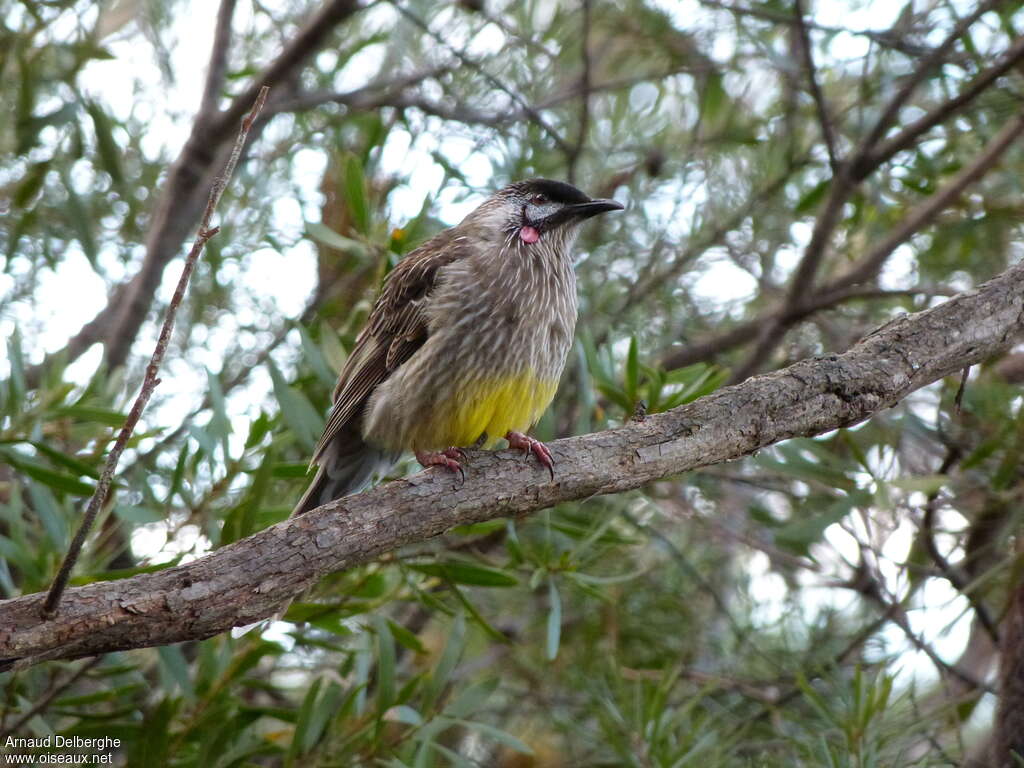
xmin=529 ymin=194 xmax=547 ymax=206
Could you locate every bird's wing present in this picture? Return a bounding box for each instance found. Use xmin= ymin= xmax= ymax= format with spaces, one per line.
xmin=310 ymin=230 xmax=469 ymax=464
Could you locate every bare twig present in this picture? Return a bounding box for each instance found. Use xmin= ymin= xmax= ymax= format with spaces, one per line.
xmin=40 ymin=87 xmax=271 ymax=619
xmin=918 ymin=443 xmax=1000 ymax=644
xmin=832 ymin=110 xmax=1024 ymax=292
xmin=209 ymin=0 xmax=362 ymax=138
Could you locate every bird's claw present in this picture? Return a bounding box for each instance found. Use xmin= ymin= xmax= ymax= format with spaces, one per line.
xmin=416 ymin=448 xmax=466 ymax=484
xmin=505 ymin=431 xmax=555 ymax=480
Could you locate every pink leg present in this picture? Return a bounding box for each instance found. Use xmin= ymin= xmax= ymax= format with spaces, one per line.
xmin=505 ymin=431 xmax=554 ymax=480
xmin=416 ymin=447 xmax=466 ymax=483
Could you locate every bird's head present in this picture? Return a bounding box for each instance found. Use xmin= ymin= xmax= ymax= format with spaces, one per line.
xmin=466 ymin=178 xmax=623 ymax=251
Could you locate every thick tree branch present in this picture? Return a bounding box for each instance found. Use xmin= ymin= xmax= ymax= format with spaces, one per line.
xmin=2 ymin=259 xmax=1023 ymax=669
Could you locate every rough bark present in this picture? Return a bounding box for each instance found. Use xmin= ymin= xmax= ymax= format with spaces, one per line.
xmin=1 ymin=260 xmax=1022 ymax=670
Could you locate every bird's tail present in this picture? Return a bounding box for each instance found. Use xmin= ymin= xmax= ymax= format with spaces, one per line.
xmin=290 ymin=426 xmax=399 ymax=517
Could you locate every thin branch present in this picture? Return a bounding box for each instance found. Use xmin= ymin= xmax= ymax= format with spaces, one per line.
xmin=210 ymin=0 xmax=363 ymax=139
xmin=389 ymin=1 xmax=571 ymax=153
xmin=3 ymin=257 xmax=1023 ymax=667
xmin=856 ymin=551 xmax=994 ymax=694
xmin=919 ymin=445 xmax=1000 ymax=644
xmin=793 ymin=0 xmax=839 ymax=171
xmin=729 ymin=107 xmax=1024 ymax=382
xmin=616 ymin=163 xmax=804 ymax=329
xmin=662 ymin=285 xmax=953 ymax=370
xmin=698 ymin=0 xmax=937 ymax=55
xmin=837 ymin=112 xmax=1024 ymax=289
xmin=262 ymin=66 xmax=452 ymax=116
xmin=858 ymin=32 xmax=1024 ymax=177
xmin=858 ymin=0 xmax=1002 ymax=155
xmin=40 ymin=87 xmax=271 ymax=619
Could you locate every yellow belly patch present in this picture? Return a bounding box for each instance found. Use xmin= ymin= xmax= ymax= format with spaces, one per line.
xmin=415 ymin=372 xmax=558 ymax=450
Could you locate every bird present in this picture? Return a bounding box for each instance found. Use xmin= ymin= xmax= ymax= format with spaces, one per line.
xmin=292 ymin=178 xmax=623 ymax=516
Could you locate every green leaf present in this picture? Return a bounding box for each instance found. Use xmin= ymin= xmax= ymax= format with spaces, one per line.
xmin=700 ymin=71 xmax=729 ymax=126
xmin=387 ymin=618 xmax=426 ymax=654
xmin=773 ymin=496 xmax=856 ymax=556
xmin=13 ymin=160 xmax=50 ymax=209
xmin=113 ymin=504 xmax=164 ymax=524
xmin=245 ymin=411 xmax=273 ymax=450
xmin=25 ymin=441 xmax=99 ymax=479
xmin=424 ymin=613 xmax=465 ymax=711
xmin=375 ymin=614 xmax=397 ymax=713
xmin=297 ymin=324 xmax=337 ymax=390
xmin=54 ymin=405 xmax=127 ymax=427
xmin=0 ymin=447 xmax=94 ymax=496
xmin=85 ymin=100 xmax=123 ymax=184
xmin=304 ymin=681 xmax=344 ymax=753
xmin=268 ymin=461 xmax=313 ymax=478
xmin=409 ymin=561 xmax=518 ymax=587
xmin=391 ymin=705 xmax=423 ymax=726
xmin=445 ymin=678 xmax=499 ymax=719
xmin=61 ymin=168 xmax=97 ymax=264
xmin=305 ymin=220 xmax=368 ymax=256
xmin=889 ymin=474 xmax=948 ymax=494
xmin=343 ymin=153 xmax=370 ymax=235
xmin=287 ymin=677 xmax=322 ymax=766
xmin=206 ymin=368 xmax=231 ymax=462
xmin=795 ymin=179 xmax=830 ymax=215
xmin=267 ymin=360 xmax=322 ymax=451
xmin=6 ymin=328 xmax=26 ymax=415
xmin=222 ymin=445 xmax=275 ymax=544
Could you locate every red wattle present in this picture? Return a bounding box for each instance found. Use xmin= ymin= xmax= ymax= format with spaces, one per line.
xmin=519 ymin=226 xmax=540 ymax=244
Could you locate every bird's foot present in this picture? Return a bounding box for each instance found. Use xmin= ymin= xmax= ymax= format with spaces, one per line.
xmin=416 ymin=447 xmax=466 ymax=484
xmin=505 ymin=431 xmax=554 ymax=480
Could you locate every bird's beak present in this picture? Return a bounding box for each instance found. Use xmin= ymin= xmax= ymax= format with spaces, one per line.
xmin=567 ymin=199 xmax=624 ymax=219
xmin=541 ymin=198 xmax=624 ymax=230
